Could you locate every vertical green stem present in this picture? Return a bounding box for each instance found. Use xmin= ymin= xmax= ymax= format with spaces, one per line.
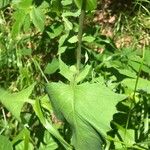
xmin=76 ymin=0 xmax=87 ymax=72
xmin=124 ymin=47 xmax=145 ymax=141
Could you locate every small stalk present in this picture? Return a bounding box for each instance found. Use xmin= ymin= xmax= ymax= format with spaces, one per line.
xmin=124 ymin=47 xmax=145 ymax=141
xmin=32 ymin=58 xmax=49 ymax=83
xmin=76 ymin=0 xmax=87 ymax=72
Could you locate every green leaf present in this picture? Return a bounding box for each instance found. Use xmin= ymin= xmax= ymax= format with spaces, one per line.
xmin=46 ymin=82 xmax=126 ymax=150
xmin=12 ymin=0 xmax=21 ymax=5
xmin=21 ymin=48 xmax=32 ymax=56
xmin=30 ymin=6 xmax=45 ymax=32
xmin=47 ymin=24 xmax=63 ymax=39
xmin=44 ymin=58 xmax=59 ymax=75
xmin=11 ymin=9 xmax=27 ymax=38
xmin=128 ymin=60 xmax=150 ymax=74
xmin=59 ymin=59 xmax=91 ymax=83
xmin=0 ymin=135 xmax=13 ymax=150
xmin=62 ymin=0 xmax=73 ymax=6
xmin=12 ymin=128 xmax=28 ymax=144
xmin=116 ymin=69 xmax=136 ymax=78
xmin=58 ymin=46 xmax=67 ymax=55
xmin=0 ymin=0 xmax=10 ymax=9
xmin=33 ymin=99 xmax=72 ymax=150
xmin=62 ymin=11 xmax=80 ymax=17
xmin=119 ymin=129 xmax=135 ymax=146
xmin=14 ymin=141 xmax=33 ymax=150
xmin=59 ymin=60 xmax=91 ymax=83
xmin=82 ymin=35 xmax=95 ymax=43
xmin=59 ymin=59 xmax=76 ymax=82
xmin=143 ymin=16 xmax=150 ymax=29
xmin=12 ymin=128 xmax=33 ymax=150
xmin=39 ymin=131 xmax=58 ymax=150
xmin=58 ymin=33 xmax=69 ymax=48
xmin=0 ymin=83 xmax=35 ymax=121
xmin=40 ymin=95 xmax=52 ymax=112
xmin=51 ymin=0 xmax=63 ymax=15
xmin=113 ymin=122 xmax=135 ymax=146
xmin=68 ymin=35 xmax=78 ymax=43
xmin=23 ymin=14 xmax=31 ymax=32
xmin=62 ymin=16 xmax=73 ymax=30
xmin=12 ymin=0 xmax=32 ymax=9
xmin=74 ymin=0 xmax=97 ymax=11
xmin=110 ymin=65 xmax=137 ymax=78
xmin=122 ymin=78 xmax=150 ymax=94
xmin=75 ymin=65 xmax=91 ymax=83
xmin=144 ymin=49 xmax=150 ymax=66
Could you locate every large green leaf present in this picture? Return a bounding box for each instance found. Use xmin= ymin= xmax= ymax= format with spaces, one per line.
xmin=0 ymin=135 xmax=13 ymax=150
xmin=46 ymin=82 xmax=126 ymax=150
xmin=74 ymin=0 xmax=97 ymax=11
xmin=0 ymin=84 xmax=35 ymax=121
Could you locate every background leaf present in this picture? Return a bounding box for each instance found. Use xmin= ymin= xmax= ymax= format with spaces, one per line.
xmin=0 ymin=83 xmax=35 ymax=121
xmin=47 ymin=24 xmax=63 ymax=39
xmin=39 ymin=131 xmax=58 ymax=150
xmin=11 ymin=9 xmax=27 ymax=38
xmin=12 ymin=128 xmax=33 ymax=150
xmin=62 ymin=16 xmax=73 ymax=30
xmin=44 ymin=58 xmax=59 ymax=75
xmin=122 ymin=78 xmax=150 ymax=94
xmin=51 ymin=0 xmax=63 ymax=15
xmin=0 ymin=135 xmax=13 ymax=150
xmin=30 ymin=6 xmax=45 ymax=32
xmin=74 ymin=0 xmax=97 ymax=11
xmin=0 ymin=0 xmax=10 ymax=9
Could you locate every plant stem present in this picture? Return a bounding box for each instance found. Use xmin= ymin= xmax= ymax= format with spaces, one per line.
xmin=124 ymin=47 xmax=145 ymax=140
xmin=76 ymin=0 xmax=87 ymax=72
xmin=32 ymin=58 xmax=49 ymax=83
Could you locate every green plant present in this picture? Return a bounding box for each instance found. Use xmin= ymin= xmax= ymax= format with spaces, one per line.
xmin=0 ymin=0 xmax=150 ymax=149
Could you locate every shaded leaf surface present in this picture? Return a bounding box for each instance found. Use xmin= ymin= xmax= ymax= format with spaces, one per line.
xmin=33 ymin=99 xmax=72 ymax=150
xmin=46 ymin=82 xmax=126 ymax=150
